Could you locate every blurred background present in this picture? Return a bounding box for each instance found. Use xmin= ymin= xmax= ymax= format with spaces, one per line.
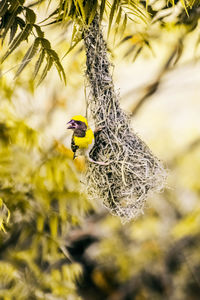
xmin=0 ymin=0 xmax=200 ymax=299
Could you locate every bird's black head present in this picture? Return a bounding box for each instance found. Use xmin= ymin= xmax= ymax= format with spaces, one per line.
xmin=67 ymin=119 xmax=87 ymax=131
xmin=67 ymin=118 xmax=88 ymax=137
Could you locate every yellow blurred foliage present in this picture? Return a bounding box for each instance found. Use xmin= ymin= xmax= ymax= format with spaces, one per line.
xmin=55 ymin=140 xmax=86 ymax=171
xmin=172 ymin=209 xmax=200 ymax=239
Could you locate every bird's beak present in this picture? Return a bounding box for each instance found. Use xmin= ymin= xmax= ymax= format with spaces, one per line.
xmin=66 ymin=120 xmax=77 ymax=129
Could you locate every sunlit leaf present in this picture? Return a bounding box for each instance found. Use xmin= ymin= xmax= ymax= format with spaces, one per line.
xmin=25 ymin=7 xmax=36 ymax=24
xmin=0 ymin=198 xmax=10 ymax=233
xmin=37 ymin=55 xmax=53 ymax=85
xmin=15 ymin=37 xmax=40 ymax=77
xmin=33 ymin=49 xmax=45 ymax=78
xmin=108 ymin=0 xmax=119 ymax=37
xmin=100 ymin=0 xmax=106 ymax=21
xmin=1 ymin=23 xmax=33 ymax=63
xmin=34 ymin=24 xmax=44 ymax=38
xmin=0 ymin=0 xmax=8 ymax=18
xmin=1 ymin=6 xmax=23 ymax=42
xmin=47 ymin=49 xmax=66 ymax=83
xmin=9 ymin=20 xmax=18 ymax=44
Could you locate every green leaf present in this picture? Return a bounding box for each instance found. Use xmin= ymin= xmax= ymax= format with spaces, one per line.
xmin=114 ymin=6 xmax=122 ymax=41
xmin=40 ymin=38 xmax=51 ymax=49
xmin=100 ymin=0 xmax=106 ymax=21
xmin=25 ymin=7 xmax=36 ymax=24
xmin=37 ymin=55 xmax=53 ymax=85
xmin=62 ymin=0 xmax=70 ymax=20
xmin=76 ymin=0 xmax=86 ymax=22
xmin=15 ymin=38 xmax=40 ymax=77
xmin=47 ymin=49 xmax=66 ymax=83
xmin=108 ymin=0 xmax=119 ymax=37
xmin=116 ymin=6 xmax=122 ymax=25
xmin=33 ymin=49 xmax=45 ymax=79
xmin=9 ymin=0 xmax=20 ymax=13
xmin=34 ymin=24 xmax=44 ymax=38
xmin=9 ymin=21 xmax=18 ymax=44
xmin=1 ymin=23 xmax=33 ymax=63
xmin=65 ymin=0 xmax=73 ymax=18
xmin=1 ymin=6 xmax=23 ymax=42
xmin=54 ymin=62 xmax=66 ymax=83
xmin=0 ymin=0 xmax=8 ymax=18
xmin=180 ymin=0 xmax=189 ymax=16
xmin=120 ymin=13 xmax=127 ymax=37
xmin=64 ymin=37 xmax=81 ymax=57
xmin=87 ymin=0 xmax=97 ymax=25
xmin=16 ymin=16 xmax=26 ymax=29
xmin=120 ymin=0 xmax=148 ymax=24
xmin=63 ymin=23 xmax=82 ymax=57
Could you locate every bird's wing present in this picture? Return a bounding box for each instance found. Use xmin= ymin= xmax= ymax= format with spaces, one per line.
xmin=71 ymin=134 xmax=79 ymax=159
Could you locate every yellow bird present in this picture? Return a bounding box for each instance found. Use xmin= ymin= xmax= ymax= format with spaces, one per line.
xmin=67 ymin=115 xmax=108 ymax=165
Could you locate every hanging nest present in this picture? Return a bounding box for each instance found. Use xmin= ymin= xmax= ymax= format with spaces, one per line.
xmin=83 ymin=16 xmax=166 ymax=224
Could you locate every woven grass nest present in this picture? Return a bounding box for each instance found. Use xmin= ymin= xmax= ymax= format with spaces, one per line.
xmin=83 ymin=16 xmax=166 ymax=224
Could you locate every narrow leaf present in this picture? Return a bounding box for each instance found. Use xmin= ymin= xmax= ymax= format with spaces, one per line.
xmin=0 ymin=0 xmax=8 ymax=18
xmin=63 ymin=36 xmax=81 ymax=57
xmin=34 ymin=24 xmax=44 ymax=38
xmin=15 ymin=38 xmax=40 ymax=77
xmin=16 ymin=16 xmax=26 ymax=29
xmin=108 ymin=0 xmax=119 ymax=37
xmin=63 ymin=23 xmax=82 ymax=57
xmin=120 ymin=13 xmax=127 ymax=38
xmin=76 ymin=0 xmax=86 ymax=22
xmin=62 ymin=0 xmax=70 ymax=20
xmin=114 ymin=6 xmax=122 ymax=41
xmin=34 ymin=49 xmax=45 ymax=79
xmin=66 ymin=0 xmax=73 ymax=17
xmin=37 ymin=55 xmax=53 ymax=85
xmin=47 ymin=49 xmax=66 ymax=83
xmin=9 ymin=21 xmax=18 ymax=44
xmin=180 ymin=0 xmax=189 ymax=16
xmin=9 ymin=0 xmax=19 ymax=13
xmin=1 ymin=24 xmax=33 ymax=63
xmin=2 ymin=6 xmax=23 ymax=42
xmin=54 ymin=61 xmax=66 ymax=83
xmin=100 ymin=0 xmax=106 ymax=21
xmin=88 ymin=1 xmax=97 ymax=25
xmin=25 ymin=7 xmax=36 ymax=24
xmin=40 ymin=38 xmax=51 ymax=49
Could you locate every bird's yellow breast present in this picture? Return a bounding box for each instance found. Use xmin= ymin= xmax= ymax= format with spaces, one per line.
xmin=74 ymin=128 xmax=94 ymax=149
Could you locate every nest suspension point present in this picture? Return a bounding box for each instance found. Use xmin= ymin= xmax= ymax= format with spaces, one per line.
xmin=83 ymin=16 xmax=166 ymax=224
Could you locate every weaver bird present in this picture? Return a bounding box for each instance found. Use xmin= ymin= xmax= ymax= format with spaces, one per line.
xmin=67 ymin=115 xmax=109 ymax=166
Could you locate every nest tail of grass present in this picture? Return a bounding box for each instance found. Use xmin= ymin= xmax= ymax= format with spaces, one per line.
xmin=83 ymin=15 xmax=167 ymax=224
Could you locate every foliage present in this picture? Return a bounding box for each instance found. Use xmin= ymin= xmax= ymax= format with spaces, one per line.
xmin=0 ymin=0 xmax=65 ymax=84
xmin=0 ymin=198 xmax=10 ymax=233
xmin=0 ymin=0 xmax=200 ymax=299
xmin=0 ymin=98 xmax=92 ymax=299
xmin=1 ymin=0 xmax=200 ymax=83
